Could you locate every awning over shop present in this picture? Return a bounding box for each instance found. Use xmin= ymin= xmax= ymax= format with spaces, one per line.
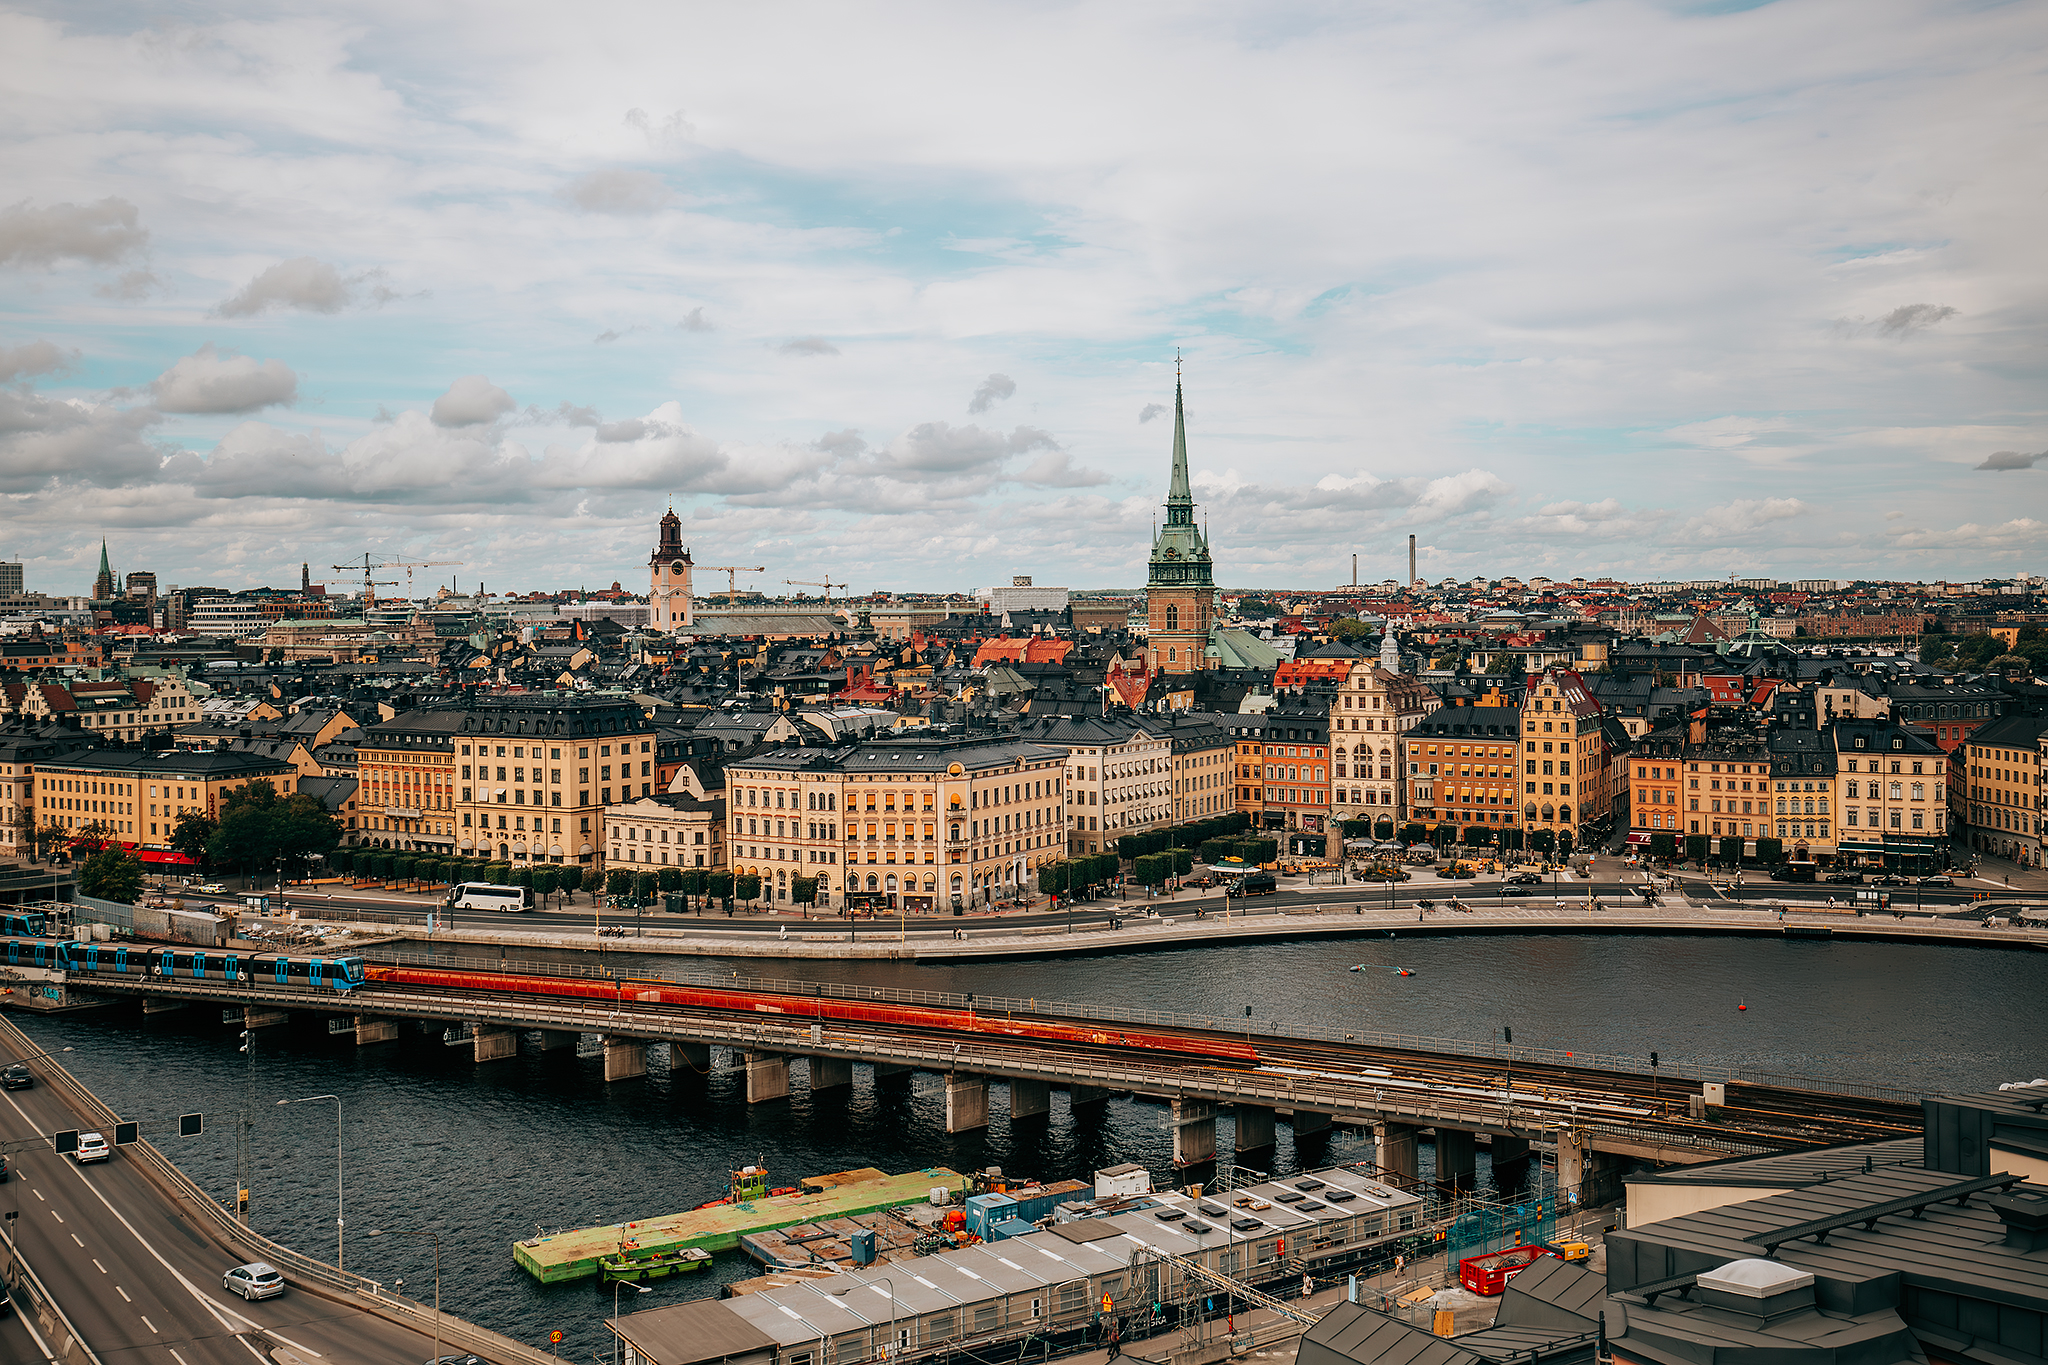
xmin=134 ymin=848 xmax=196 ymax=866
xmin=1836 ymin=839 xmax=1887 ymax=853
xmin=1623 ymin=832 xmax=1652 ymax=845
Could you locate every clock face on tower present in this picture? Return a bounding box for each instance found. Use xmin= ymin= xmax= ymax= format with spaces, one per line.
xmin=671 ymin=562 xmax=687 ymax=575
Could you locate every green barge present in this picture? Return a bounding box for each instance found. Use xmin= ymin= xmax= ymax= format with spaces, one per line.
xmin=514 ymin=1166 xmax=966 ymax=1284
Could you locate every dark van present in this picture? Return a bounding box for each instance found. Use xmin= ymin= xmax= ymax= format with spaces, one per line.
xmin=1238 ymin=872 xmax=1278 ymax=896
xmin=1771 ymin=864 xmax=1816 ymax=883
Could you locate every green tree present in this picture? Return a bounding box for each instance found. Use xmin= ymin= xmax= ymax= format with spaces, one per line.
xmin=1236 ymin=597 xmax=1278 ymax=618
xmin=605 ymin=868 xmax=632 ymax=897
xmin=791 ymin=876 xmax=818 ymax=906
xmin=1754 ymin=836 xmax=1785 ymax=865
xmin=1486 ymin=651 xmax=1523 ymax=675
xmin=484 ymin=861 xmax=510 ymax=884
xmin=1133 ymin=853 xmax=1169 ymax=887
xmin=325 ymin=848 xmax=354 ymax=876
xmin=1464 ymin=826 xmax=1494 ymax=847
xmin=1499 ymin=826 xmax=1523 ymax=851
xmin=1399 ymin=822 xmax=1426 ymax=844
xmin=633 ymin=870 xmax=658 ymax=902
xmin=1529 ymin=829 xmax=1556 ymax=855
xmin=734 ymin=873 xmax=761 ymax=907
xmin=707 ymin=870 xmax=734 ymax=913
xmin=1037 ymin=861 xmax=1068 ymax=896
xmin=1558 ymin=829 xmax=1574 ymax=857
xmin=557 ymin=864 xmax=584 ymax=903
xmin=1684 ymin=834 xmax=1710 ymax=862
xmin=511 ymin=865 xmax=535 ymax=891
xmin=1649 ymin=832 xmax=1677 ymax=859
xmin=204 ymin=780 xmax=341 ymax=881
xmin=1170 ymin=848 xmax=1193 ymax=876
xmin=656 ymin=866 xmax=683 ymax=893
xmin=531 ymin=865 xmax=559 ymax=908
xmin=78 ymin=848 xmax=144 ymax=904
xmin=169 ymin=811 xmax=218 ymax=867
xmin=1717 ymin=836 xmax=1745 ymax=864
xmin=1329 ymin=618 xmax=1374 ymax=642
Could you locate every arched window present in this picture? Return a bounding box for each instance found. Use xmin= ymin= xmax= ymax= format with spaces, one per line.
xmin=865 ymin=874 xmax=878 ymax=892
xmin=1165 ymin=604 xmax=1179 ymax=631
xmin=1559 ymin=804 xmax=1572 ymax=823
xmin=885 ymin=875 xmax=898 ymax=892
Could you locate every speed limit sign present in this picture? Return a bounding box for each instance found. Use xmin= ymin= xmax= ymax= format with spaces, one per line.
xmin=550 ymin=1330 xmax=564 ymax=1344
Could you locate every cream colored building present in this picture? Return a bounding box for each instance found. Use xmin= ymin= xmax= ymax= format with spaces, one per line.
xmin=452 ymin=694 xmax=655 ymax=869
xmin=603 ymin=794 xmax=726 ymax=872
xmin=1331 ymin=661 xmax=1438 ymax=827
xmin=724 ymin=733 xmax=1067 ymax=910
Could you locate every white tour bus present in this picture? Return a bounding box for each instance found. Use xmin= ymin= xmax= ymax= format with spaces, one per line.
xmin=445 ymin=882 xmax=533 ymax=912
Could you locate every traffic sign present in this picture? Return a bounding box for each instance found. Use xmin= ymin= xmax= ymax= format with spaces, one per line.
xmin=53 ymin=1129 xmax=78 ymax=1154
xmin=178 ymin=1113 xmax=203 ymax=1137
xmin=549 ymin=1330 xmax=564 ymax=1343
xmin=114 ymin=1122 xmax=138 ymax=1145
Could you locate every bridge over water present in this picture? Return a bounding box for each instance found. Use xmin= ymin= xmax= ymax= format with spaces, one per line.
xmin=36 ymin=952 xmax=1925 ymax=1205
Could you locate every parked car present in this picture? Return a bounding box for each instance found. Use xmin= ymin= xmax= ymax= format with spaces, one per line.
xmin=1236 ymin=872 xmax=1278 ymax=896
xmin=1917 ymin=874 xmax=1953 ymax=887
xmin=1824 ymin=871 xmax=1863 ymax=885
xmin=222 ymin=1262 xmax=286 ymax=1301
xmin=0 ymin=1063 xmax=32 ymax=1090
xmin=1771 ymin=865 xmax=1816 ymax=883
xmin=1498 ymin=886 xmax=1530 ymax=897
xmin=1506 ymin=872 xmax=1542 ymax=886
xmin=1872 ymin=874 xmax=1910 ymax=886
xmin=72 ymin=1132 xmax=110 ymax=1164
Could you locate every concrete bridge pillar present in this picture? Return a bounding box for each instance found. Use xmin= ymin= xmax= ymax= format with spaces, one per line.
xmin=745 ymin=1052 xmax=790 ymax=1104
xmin=601 ymin=1037 xmax=648 ymax=1082
xmin=945 ymin=1074 xmax=990 ymax=1133
xmin=472 ymin=1026 xmax=518 ymax=1062
xmin=1172 ymin=1097 xmax=1217 ymax=1168
xmin=353 ymin=1016 xmax=399 ymax=1045
xmin=1068 ymin=1082 xmax=1112 ymax=1108
xmin=1234 ymin=1104 xmax=1276 ymax=1156
xmin=1009 ymin=1078 xmax=1051 ymax=1121
xmin=1437 ymin=1128 xmax=1477 ymax=1188
xmin=243 ymin=1006 xmax=289 ymax=1029
xmin=1375 ymin=1121 xmax=1419 ymax=1181
xmin=1489 ymin=1135 xmax=1531 ymax=1169
xmin=143 ymin=997 xmax=189 ymax=1015
xmin=1557 ymin=1132 xmax=1622 ymax=1206
xmin=531 ymin=1030 xmax=579 ymax=1051
xmin=809 ymin=1056 xmax=853 ymax=1092
xmin=1289 ymin=1110 xmax=1331 ymax=1138
xmin=673 ymin=1041 xmax=711 ymax=1073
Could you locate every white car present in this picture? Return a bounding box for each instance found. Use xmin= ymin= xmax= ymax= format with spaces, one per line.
xmin=72 ymin=1132 xmax=110 ymax=1164
xmin=223 ymin=1262 xmax=286 ymax=1300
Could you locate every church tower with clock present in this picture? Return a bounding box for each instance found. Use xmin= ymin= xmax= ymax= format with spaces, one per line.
xmin=649 ymin=505 xmax=694 ymax=631
xmin=1145 ymin=363 xmax=1216 ymax=674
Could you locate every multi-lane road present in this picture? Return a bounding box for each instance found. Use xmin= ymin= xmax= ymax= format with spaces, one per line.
xmin=0 ymin=1037 xmax=463 ymax=1365
xmin=154 ymin=856 xmax=2029 ymax=946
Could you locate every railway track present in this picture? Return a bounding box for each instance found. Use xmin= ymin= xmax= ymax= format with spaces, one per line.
xmin=355 ymin=976 xmax=1920 ymax=1154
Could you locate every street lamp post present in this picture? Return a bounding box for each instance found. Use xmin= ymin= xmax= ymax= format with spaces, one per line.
xmin=277 ymin=1094 xmax=344 ymax=1271
xmin=369 ymin=1228 xmax=442 ymax=1365
xmin=612 ymin=1280 xmax=651 ymax=1361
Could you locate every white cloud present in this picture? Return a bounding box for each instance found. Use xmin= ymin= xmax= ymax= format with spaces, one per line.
xmin=0 ymin=340 xmax=75 ymax=382
xmin=430 ymin=375 xmax=516 ymax=427
xmin=151 ymin=343 xmax=298 ymax=414
xmin=779 ymin=337 xmax=840 ymax=356
xmin=968 ymin=373 xmax=1016 ymax=414
xmin=0 ymin=198 xmax=147 ymax=266
xmin=217 ymin=257 xmax=388 ymax=317
xmin=1975 ymin=450 xmax=2040 ymax=471
xmin=559 ymin=169 xmax=672 ymax=215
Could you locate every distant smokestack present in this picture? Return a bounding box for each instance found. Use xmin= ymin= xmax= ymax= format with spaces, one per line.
xmin=1408 ymin=535 xmax=1417 ymax=588
xmin=1352 ymin=553 xmax=1357 ymax=588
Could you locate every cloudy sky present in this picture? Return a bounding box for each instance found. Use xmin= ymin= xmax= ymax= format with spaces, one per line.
xmin=3 ymin=1 xmax=2043 ymax=598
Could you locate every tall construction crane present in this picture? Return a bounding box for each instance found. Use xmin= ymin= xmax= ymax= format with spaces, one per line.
xmin=783 ymin=576 xmax=848 ymax=605
xmin=696 ymin=565 xmax=765 ymax=606
xmin=331 ymin=554 xmax=465 ymax=609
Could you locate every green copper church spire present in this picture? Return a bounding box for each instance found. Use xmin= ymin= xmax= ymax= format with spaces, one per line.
xmin=1167 ymin=350 xmax=1191 ymax=512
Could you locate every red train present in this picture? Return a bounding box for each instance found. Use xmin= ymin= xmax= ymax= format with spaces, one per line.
xmin=362 ymin=964 xmax=1260 ymax=1065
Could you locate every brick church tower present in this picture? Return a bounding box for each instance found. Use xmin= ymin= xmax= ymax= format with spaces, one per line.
xmin=1144 ymin=363 xmax=1215 ymax=674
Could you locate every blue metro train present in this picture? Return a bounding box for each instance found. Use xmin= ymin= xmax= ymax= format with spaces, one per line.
xmin=1 ymin=935 xmax=366 ymax=993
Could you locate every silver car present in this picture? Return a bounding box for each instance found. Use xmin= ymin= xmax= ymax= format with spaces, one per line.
xmin=223 ymin=1262 xmax=286 ymax=1300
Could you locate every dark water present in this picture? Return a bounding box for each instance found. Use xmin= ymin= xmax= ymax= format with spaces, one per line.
xmin=17 ymin=935 xmax=2046 ymax=1363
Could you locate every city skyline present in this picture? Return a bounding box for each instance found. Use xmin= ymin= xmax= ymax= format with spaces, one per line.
xmin=2 ymin=2 xmax=2043 ymax=595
